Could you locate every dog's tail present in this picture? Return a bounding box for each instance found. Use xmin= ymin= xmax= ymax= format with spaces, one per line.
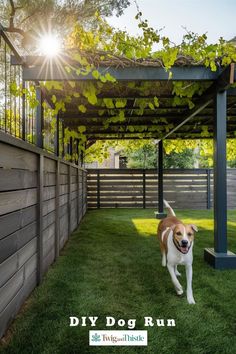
xmin=163 ymin=199 xmax=176 ymax=217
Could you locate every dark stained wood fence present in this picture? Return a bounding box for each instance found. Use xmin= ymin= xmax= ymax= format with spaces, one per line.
xmin=87 ymin=168 xmax=236 ymax=209
xmin=0 ymin=132 xmax=87 ymax=338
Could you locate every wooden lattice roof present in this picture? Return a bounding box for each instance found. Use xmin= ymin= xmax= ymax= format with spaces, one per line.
xmin=12 ymin=54 xmax=236 ymax=141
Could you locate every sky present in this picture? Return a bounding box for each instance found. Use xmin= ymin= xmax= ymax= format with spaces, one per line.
xmin=108 ymin=0 xmax=236 ymax=44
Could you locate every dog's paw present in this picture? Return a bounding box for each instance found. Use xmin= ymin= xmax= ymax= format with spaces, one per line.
xmin=175 ymin=270 xmax=181 ymax=277
xmin=176 ymin=287 xmax=183 ymax=296
xmin=187 ymin=297 xmax=196 ymax=304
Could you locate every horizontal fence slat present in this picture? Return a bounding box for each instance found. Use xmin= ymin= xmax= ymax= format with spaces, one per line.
xmin=87 ymin=168 xmax=236 ymax=210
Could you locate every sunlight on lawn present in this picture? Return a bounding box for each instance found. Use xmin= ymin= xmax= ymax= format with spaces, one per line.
xmin=131 ymin=217 xmax=216 ymax=237
xmin=131 ymin=218 xmax=157 ymax=237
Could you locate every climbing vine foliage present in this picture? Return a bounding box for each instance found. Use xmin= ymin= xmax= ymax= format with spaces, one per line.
xmin=10 ymin=12 xmax=236 ymax=162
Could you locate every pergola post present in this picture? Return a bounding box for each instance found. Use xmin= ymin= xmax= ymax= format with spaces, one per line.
xmin=155 ymin=140 xmax=167 ymax=219
xmin=204 ymin=91 xmax=236 ymax=269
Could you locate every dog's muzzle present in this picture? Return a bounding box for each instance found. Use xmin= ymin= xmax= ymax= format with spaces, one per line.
xmin=173 ymin=238 xmax=192 ymax=254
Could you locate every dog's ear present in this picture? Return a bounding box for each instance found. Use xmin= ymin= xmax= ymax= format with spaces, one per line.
xmin=191 ymin=224 xmax=198 ymax=232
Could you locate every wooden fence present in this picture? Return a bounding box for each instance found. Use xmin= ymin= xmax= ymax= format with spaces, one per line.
xmin=0 ymin=132 xmax=87 ymax=338
xmin=87 ymin=168 xmax=236 ymax=209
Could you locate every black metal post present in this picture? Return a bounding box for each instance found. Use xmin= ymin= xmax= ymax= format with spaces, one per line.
xmin=143 ymin=169 xmax=146 ymax=209
xmin=62 ymin=123 xmax=65 ymax=158
xmin=207 ymin=169 xmax=211 ymax=209
xmin=155 ymin=140 xmax=166 ymax=219
xmin=22 ymin=81 xmax=26 ymax=140
xmin=76 ymin=139 xmax=79 ymax=165
xmin=97 ymin=170 xmax=100 ymax=209
xmin=204 ymin=91 xmax=236 ymax=269
xmin=54 ymin=114 xmax=60 ymax=157
xmin=69 ymin=137 xmax=73 ymax=162
xmin=80 ymin=144 xmax=85 ymax=167
xmin=36 ymin=86 xmax=43 ymax=148
xmin=213 ymin=91 xmax=227 ymax=253
xmin=158 ymin=140 xmax=164 ymax=213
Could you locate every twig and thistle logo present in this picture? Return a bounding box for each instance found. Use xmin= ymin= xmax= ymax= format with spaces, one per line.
xmin=89 ymin=330 xmax=148 ymax=346
xmin=91 ymin=333 xmax=101 ymax=342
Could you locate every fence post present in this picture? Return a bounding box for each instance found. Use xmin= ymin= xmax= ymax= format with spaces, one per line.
xmin=97 ymin=170 xmax=100 ymax=209
xmin=68 ymin=165 xmax=71 ymax=236
xmin=55 ymin=160 xmax=60 ymax=259
xmin=37 ymin=154 xmax=44 ymax=284
xmin=207 ymin=169 xmax=211 ymax=209
xmin=143 ymin=169 xmax=146 ymax=209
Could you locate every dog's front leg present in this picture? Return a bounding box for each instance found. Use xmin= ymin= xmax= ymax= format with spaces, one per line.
xmin=167 ymin=264 xmax=183 ymax=295
xmin=185 ymin=264 xmax=195 ymax=304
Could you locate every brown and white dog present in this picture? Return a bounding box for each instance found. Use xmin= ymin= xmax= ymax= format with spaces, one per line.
xmin=157 ymin=200 xmax=198 ymax=304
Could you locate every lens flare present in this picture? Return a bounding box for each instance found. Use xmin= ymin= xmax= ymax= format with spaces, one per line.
xmin=38 ymin=34 xmax=61 ymax=57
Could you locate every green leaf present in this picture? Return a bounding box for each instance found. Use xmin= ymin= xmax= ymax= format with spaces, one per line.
xmin=78 ymin=104 xmax=87 ymax=113
xmin=148 ymin=102 xmax=155 ymax=110
xmin=92 ymin=70 xmax=100 ymax=80
xmin=118 ymin=110 xmax=125 ymax=121
xmin=98 ymin=110 xmax=105 ymax=116
xmin=115 ymin=99 xmax=127 ymax=108
xmin=103 ymin=98 xmax=114 ymax=109
xmin=104 ymin=72 xmax=116 ymax=83
xmin=78 ymin=126 xmax=86 ymax=133
xmin=51 ymin=95 xmax=57 ymax=104
xmin=128 ymin=125 xmax=135 ymax=132
xmin=100 ymin=75 xmax=107 ymax=83
xmin=10 ymin=82 xmax=18 ymax=95
xmin=87 ymin=93 xmax=97 ymax=105
xmin=154 ymin=96 xmax=159 ymax=107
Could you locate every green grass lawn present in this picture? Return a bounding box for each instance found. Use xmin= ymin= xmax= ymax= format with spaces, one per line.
xmin=1 ymin=209 xmax=236 ymax=354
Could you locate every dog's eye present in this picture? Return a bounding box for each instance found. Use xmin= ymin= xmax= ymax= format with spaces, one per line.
xmin=176 ymin=231 xmax=182 ymax=236
xmin=187 ymin=232 xmax=192 ymax=237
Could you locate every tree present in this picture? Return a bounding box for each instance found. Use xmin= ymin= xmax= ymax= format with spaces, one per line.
xmin=126 ymin=143 xmax=157 ymax=168
xmin=84 ymin=139 xmax=198 ymax=169
xmin=124 ymin=142 xmax=197 ymax=169
xmin=0 ymin=0 xmax=131 ymax=47
xmin=163 ymin=149 xmax=196 ymax=169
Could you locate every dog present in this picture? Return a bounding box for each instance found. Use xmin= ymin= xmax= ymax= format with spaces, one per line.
xmin=157 ymin=200 xmax=198 ymax=304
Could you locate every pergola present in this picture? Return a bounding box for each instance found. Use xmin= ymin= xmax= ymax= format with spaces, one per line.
xmin=12 ymin=52 xmax=236 ymax=269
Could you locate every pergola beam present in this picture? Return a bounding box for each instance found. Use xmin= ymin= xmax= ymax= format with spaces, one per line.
xmin=162 ymin=99 xmax=213 ymax=139
xmin=14 ymin=55 xmax=228 ymax=81
xmin=161 ymin=64 xmax=236 ymax=140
